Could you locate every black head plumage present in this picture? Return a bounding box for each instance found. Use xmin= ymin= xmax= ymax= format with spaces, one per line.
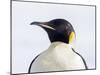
xmin=30 ymin=19 xmax=75 ymax=44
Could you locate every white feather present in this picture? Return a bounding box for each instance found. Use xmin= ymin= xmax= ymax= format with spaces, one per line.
xmin=30 ymin=42 xmax=86 ymax=72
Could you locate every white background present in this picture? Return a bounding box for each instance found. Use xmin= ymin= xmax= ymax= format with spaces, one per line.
xmin=0 ymin=0 xmax=100 ymax=75
xmin=12 ymin=1 xmax=95 ymax=73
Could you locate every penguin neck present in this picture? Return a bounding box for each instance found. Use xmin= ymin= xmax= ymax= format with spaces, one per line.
xmin=48 ymin=42 xmax=74 ymax=54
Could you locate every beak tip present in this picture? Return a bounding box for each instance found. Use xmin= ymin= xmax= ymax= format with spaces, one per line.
xmin=30 ymin=22 xmax=40 ymax=25
xmin=30 ymin=22 xmax=34 ymax=25
xmin=30 ymin=23 xmax=33 ymax=25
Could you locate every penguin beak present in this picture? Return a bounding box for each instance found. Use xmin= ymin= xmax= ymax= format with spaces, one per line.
xmin=30 ymin=22 xmax=44 ymax=25
xmin=30 ymin=21 xmax=55 ymax=30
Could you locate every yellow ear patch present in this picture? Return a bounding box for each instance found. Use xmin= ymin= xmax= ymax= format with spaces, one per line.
xmin=69 ymin=32 xmax=75 ymax=44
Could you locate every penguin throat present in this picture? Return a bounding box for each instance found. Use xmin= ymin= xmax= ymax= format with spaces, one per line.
xmin=44 ymin=28 xmax=69 ymax=44
xmin=49 ymin=42 xmax=74 ymax=54
xmin=50 ymin=42 xmax=72 ymax=49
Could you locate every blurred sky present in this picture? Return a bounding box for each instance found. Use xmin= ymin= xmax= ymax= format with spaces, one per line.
xmin=12 ymin=1 xmax=95 ymax=74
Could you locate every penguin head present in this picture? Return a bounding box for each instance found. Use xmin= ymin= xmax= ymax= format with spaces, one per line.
xmin=30 ymin=19 xmax=75 ymax=44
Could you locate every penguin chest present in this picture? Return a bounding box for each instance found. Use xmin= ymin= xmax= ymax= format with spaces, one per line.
xmin=51 ymin=45 xmax=86 ymax=70
xmin=30 ymin=48 xmax=85 ymax=72
xmin=39 ymin=52 xmax=85 ymax=71
xmin=29 ymin=42 xmax=86 ymax=72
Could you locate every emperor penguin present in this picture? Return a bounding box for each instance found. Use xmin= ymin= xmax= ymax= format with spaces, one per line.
xmin=28 ymin=19 xmax=88 ymax=73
